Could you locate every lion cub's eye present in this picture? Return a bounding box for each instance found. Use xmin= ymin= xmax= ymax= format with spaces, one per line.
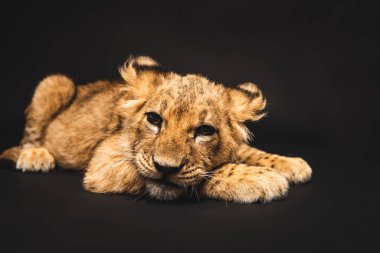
xmin=146 ymin=112 xmax=163 ymax=127
xmin=195 ymin=125 xmax=216 ymax=136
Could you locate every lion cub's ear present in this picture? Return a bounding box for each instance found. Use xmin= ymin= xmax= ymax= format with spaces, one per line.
xmin=229 ymin=82 xmax=267 ymax=122
xmin=118 ymin=56 xmax=163 ymax=100
xmin=119 ymin=56 xmax=160 ymax=82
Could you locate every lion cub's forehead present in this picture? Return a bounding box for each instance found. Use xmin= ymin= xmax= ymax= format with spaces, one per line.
xmin=151 ymin=75 xmax=225 ymax=121
xmin=158 ymin=74 xmax=224 ymax=102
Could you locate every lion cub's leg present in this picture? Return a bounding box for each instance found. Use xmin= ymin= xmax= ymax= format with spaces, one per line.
xmin=83 ymin=136 xmax=145 ymax=194
xmin=202 ymin=163 xmax=289 ymax=203
xmin=14 ymin=75 xmax=76 ymax=172
xmin=236 ymin=144 xmax=312 ymax=184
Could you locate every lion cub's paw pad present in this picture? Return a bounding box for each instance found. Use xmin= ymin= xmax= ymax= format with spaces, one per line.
xmin=16 ymin=147 xmax=55 ymax=172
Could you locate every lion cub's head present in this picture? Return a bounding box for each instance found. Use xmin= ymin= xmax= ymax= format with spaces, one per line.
xmin=117 ymin=56 xmax=266 ymax=200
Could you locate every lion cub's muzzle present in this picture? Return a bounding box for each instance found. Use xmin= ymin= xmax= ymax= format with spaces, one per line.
xmin=153 ymin=160 xmax=186 ymax=175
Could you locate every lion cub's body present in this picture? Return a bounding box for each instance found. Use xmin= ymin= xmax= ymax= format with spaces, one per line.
xmin=1 ymin=56 xmax=312 ymax=203
xmin=44 ymin=80 xmax=121 ymax=169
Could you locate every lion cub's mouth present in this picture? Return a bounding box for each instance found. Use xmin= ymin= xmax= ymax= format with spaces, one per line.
xmin=144 ymin=178 xmax=185 ymax=201
xmin=149 ymin=178 xmax=180 ymax=188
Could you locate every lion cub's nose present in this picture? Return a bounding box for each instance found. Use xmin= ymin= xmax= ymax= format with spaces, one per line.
xmin=153 ymin=160 xmax=184 ymax=175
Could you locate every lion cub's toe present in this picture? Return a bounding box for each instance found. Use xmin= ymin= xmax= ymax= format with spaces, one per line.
xmin=277 ymin=157 xmax=312 ymax=184
xmin=16 ymin=147 xmax=55 ymax=172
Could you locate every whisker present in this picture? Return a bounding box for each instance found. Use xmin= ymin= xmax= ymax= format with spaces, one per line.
xmin=183 ymin=185 xmax=188 ymax=197
xmin=193 ymin=185 xmax=200 ymax=202
xmin=201 ymin=173 xmax=235 ymax=184
xmin=199 ymin=174 xmax=212 ymax=182
xmin=134 ymin=190 xmax=149 ymax=202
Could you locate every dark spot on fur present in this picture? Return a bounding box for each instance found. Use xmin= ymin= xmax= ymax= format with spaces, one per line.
xmin=226 ymin=118 xmax=233 ymax=130
xmin=238 ymin=87 xmax=260 ymax=100
xmin=160 ymin=100 xmax=168 ymax=111
xmin=206 ymin=99 xmax=213 ymax=105
xmin=211 ymin=140 xmax=222 ymax=157
xmin=176 ymin=105 xmax=188 ymax=118
xmin=213 ymin=180 xmax=221 ymax=185
xmin=199 ymin=110 xmax=208 ymax=122
xmin=132 ymin=62 xmax=169 ymax=74
xmin=113 ymin=115 xmax=124 ymax=133
xmin=165 ymin=90 xmax=175 ymax=99
xmin=260 ymin=189 xmax=266 ymax=198
xmin=228 ymin=172 xmax=233 ymax=177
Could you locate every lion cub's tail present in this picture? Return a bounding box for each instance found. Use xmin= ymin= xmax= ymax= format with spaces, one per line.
xmin=0 ymin=146 xmax=21 ymax=164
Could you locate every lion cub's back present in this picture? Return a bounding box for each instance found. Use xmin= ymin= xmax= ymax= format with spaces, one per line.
xmin=44 ymin=80 xmax=121 ymax=169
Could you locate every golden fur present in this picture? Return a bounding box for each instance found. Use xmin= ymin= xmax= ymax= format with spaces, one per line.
xmin=0 ymin=56 xmax=312 ymax=203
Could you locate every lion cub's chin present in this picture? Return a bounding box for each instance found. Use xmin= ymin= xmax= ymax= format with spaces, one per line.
xmin=145 ymin=179 xmax=185 ymax=201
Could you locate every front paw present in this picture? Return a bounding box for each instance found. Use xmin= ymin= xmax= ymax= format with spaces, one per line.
xmin=275 ymin=157 xmax=312 ymax=184
xmin=203 ymin=164 xmax=289 ymax=203
xmin=16 ymin=147 xmax=55 ymax=172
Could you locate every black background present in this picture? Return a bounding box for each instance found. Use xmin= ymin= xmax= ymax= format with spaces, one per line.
xmin=0 ymin=1 xmax=379 ymax=252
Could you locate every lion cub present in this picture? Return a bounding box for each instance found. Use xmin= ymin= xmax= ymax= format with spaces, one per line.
xmin=0 ymin=56 xmax=312 ymax=203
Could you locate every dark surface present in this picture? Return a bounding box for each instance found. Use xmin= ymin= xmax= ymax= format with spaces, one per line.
xmin=0 ymin=1 xmax=378 ymax=252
